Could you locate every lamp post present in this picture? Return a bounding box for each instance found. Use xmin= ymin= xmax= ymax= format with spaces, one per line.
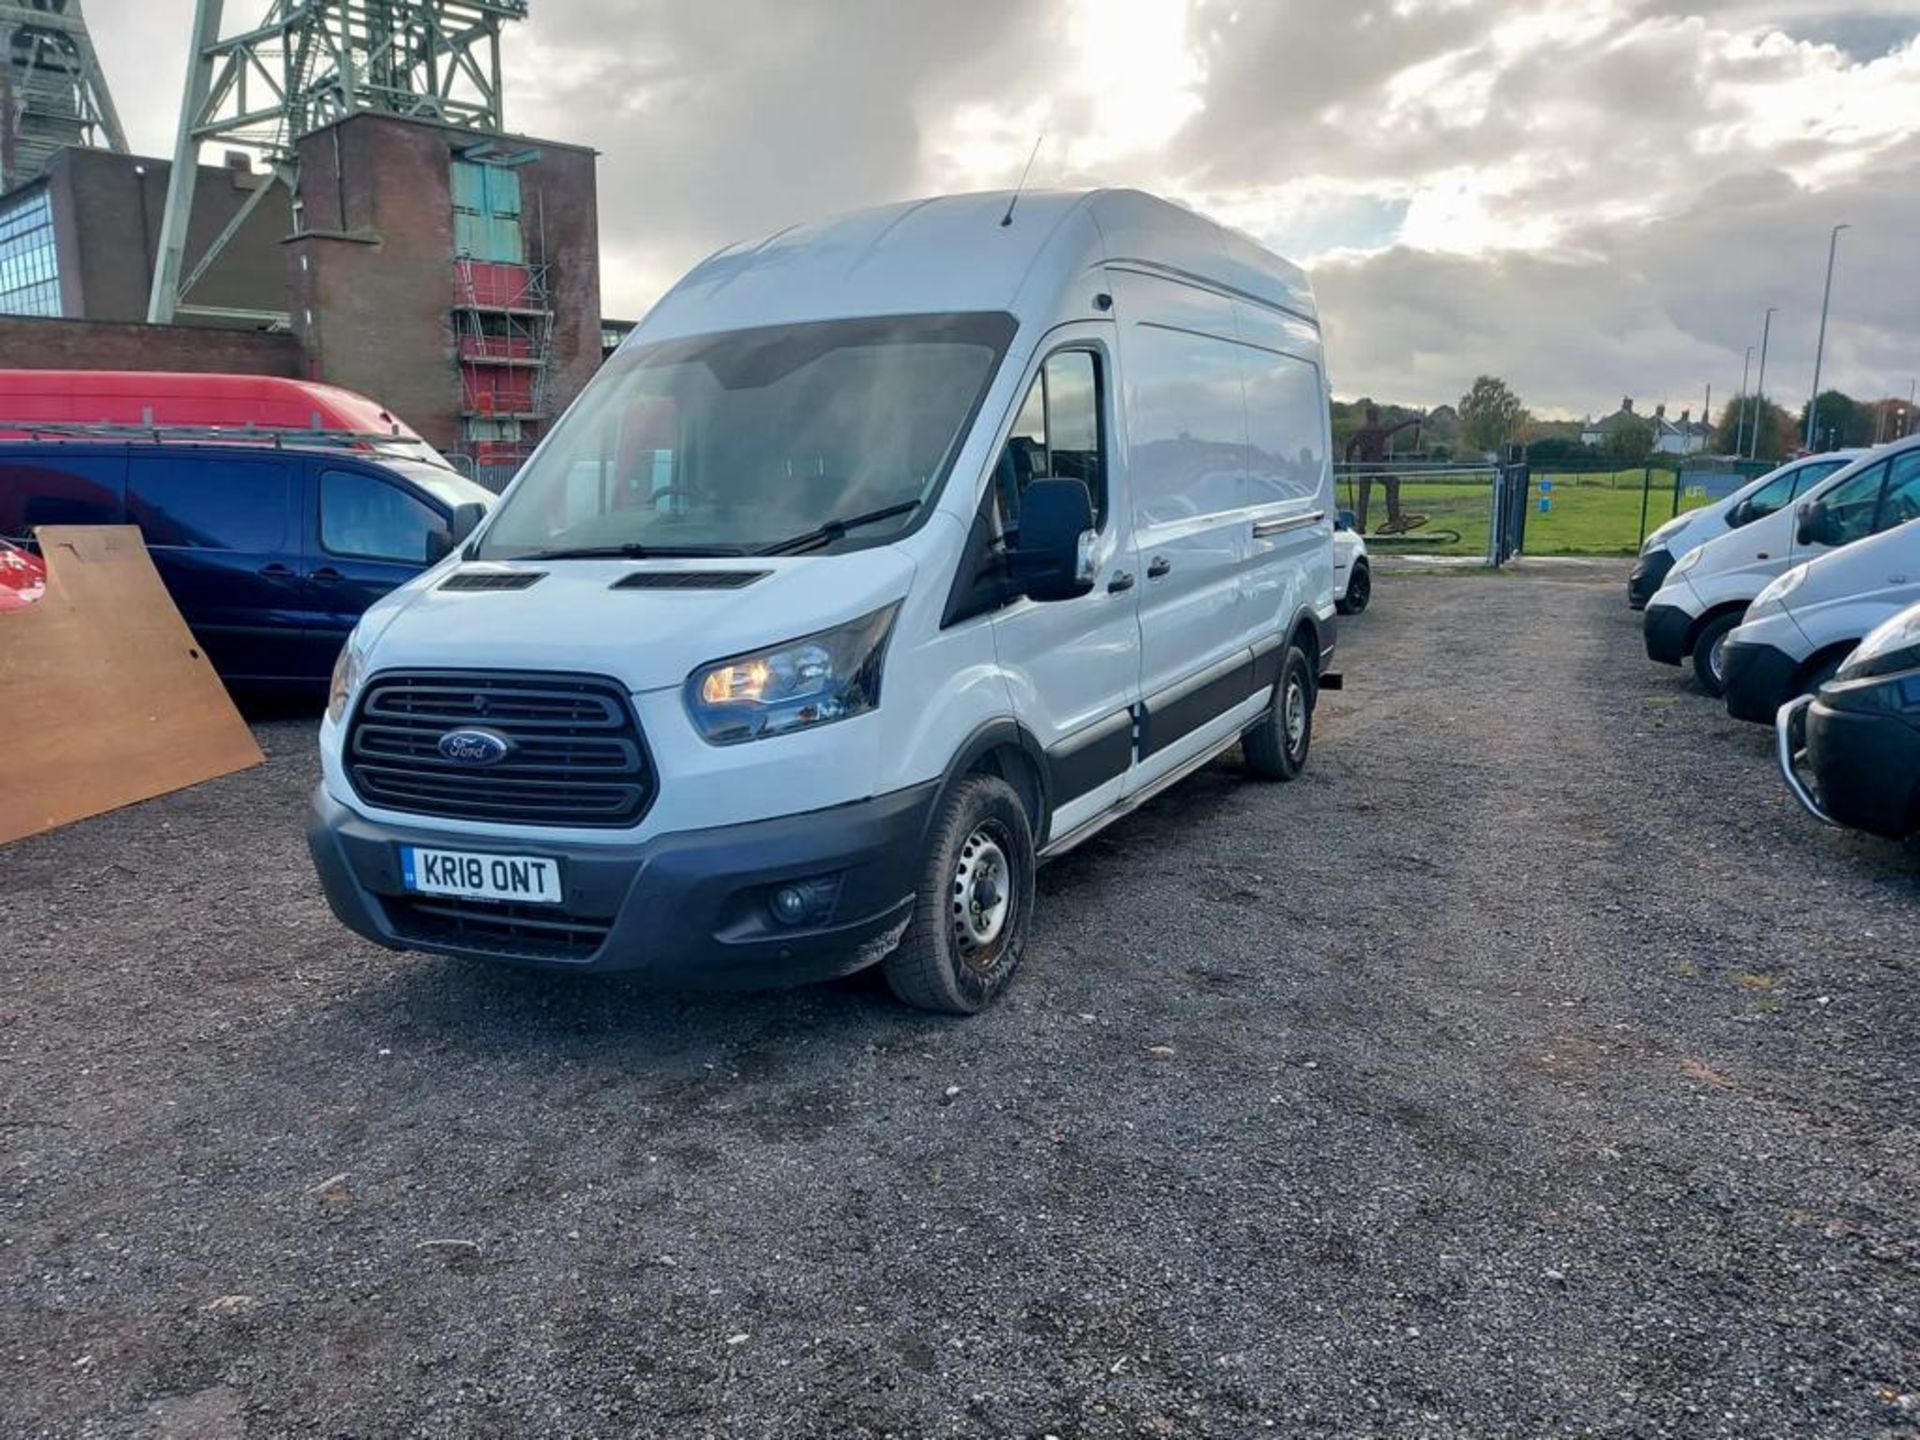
xmin=1736 ymin=345 xmax=1753 ymax=455
xmin=1750 ymin=307 xmax=1777 ymax=460
xmin=1805 ymin=223 xmax=1850 ymax=450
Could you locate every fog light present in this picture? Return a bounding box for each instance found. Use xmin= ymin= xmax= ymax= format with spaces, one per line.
xmin=765 ymin=875 xmax=841 ymax=928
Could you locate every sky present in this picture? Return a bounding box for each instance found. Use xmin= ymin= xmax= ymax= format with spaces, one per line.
xmin=88 ymin=0 xmax=1920 ymax=421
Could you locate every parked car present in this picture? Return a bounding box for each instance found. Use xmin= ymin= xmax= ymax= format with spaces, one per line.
xmin=308 ymin=188 xmax=1342 ymax=1014
xmin=0 ymin=370 xmax=453 ymax=470
xmin=1777 ymin=598 xmax=1920 ymax=838
xmin=1628 ymin=451 xmax=1861 ymax=609
xmin=1721 ymin=518 xmax=1920 ymax=723
xmin=1334 ymin=509 xmax=1370 ymax=614
xmin=1643 ymin=434 xmax=1920 ymax=695
xmin=0 ymin=534 xmax=44 ymax=611
xmin=0 ymin=439 xmax=492 ymax=686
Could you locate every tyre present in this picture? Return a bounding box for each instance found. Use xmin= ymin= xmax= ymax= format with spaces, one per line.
xmin=1691 ymin=610 xmax=1743 ymax=697
xmin=882 ymin=774 xmax=1035 ymax=1015
xmin=1336 ymin=560 xmax=1371 ymax=616
xmin=1244 ymin=643 xmax=1313 ymax=781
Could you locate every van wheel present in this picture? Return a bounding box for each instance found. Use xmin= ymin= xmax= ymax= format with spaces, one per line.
xmin=1244 ymin=644 xmax=1313 ymax=781
xmin=1691 ymin=611 xmax=1742 ymax=697
xmin=883 ymin=774 xmax=1034 ymax=1015
xmin=1336 ymin=561 xmax=1370 ymax=615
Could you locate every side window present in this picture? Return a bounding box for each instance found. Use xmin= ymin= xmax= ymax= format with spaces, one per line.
xmin=1818 ymin=461 xmax=1886 ymax=547
xmin=1125 ymin=323 xmax=1248 ymax=528
xmin=992 ymin=350 xmax=1105 ymax=533
xmin=1789 ymin=459 xmax=1846 ymax=498
xmin=320 ymin=470 xmax=448 ymax=564
xmin=1874 ymin=451 xmax=1920 ymax=532
xmin=128 ymin=455 xmax=291 ymax=551
xmin=1742 ymin=469 xmax=1799 ymax=519
xmin=0 ymin=456 xmax=124 ymax=540
xmin=1242 ymin=347 xmax=1327 ymax=507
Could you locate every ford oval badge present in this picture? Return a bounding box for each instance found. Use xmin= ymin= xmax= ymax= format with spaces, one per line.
xmin=438 ymin=728 xmax=511 ymax=766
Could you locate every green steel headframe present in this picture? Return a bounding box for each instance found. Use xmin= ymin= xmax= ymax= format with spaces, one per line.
xmin=147 ymin=0 xmax=527 ymax=325
xmin=0 ymin=0 xmax=129 ymax=191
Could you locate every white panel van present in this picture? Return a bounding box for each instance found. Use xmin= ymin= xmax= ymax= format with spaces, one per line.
xmin=1643 ymin=434 xmax=1920 ymax=695
xmin=307 ymin=190 xmax=1341 ymax=1014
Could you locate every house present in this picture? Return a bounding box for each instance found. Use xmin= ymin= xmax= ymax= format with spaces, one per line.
xmin=1580 ymin=396 xmax=1712 ymax=455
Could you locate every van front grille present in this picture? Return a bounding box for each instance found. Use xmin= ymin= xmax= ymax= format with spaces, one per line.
xmin=382 ymin=894 xmax=612 ymax=962
xmin=345 ymin=670 xmax=652 ymax=828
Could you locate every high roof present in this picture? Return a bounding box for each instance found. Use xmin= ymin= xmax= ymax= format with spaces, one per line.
xmin=627 ymin=189 xmax=1317 ymax=346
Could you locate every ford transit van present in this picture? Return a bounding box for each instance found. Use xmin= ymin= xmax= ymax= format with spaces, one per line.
xmin=1628 ymin=451 xmax=1860 ymax=609
xmin=1721 ymin=517 xmax=1920 ymax=723
xmin=307 ymin=190 xmax=1341 ymax=1014
xmin=1642 ymin=434 xmax=1920 ymax=695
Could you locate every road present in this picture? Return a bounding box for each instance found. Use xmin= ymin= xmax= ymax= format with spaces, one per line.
xmin=3 ymin=568 xmax=1916 ymax=1438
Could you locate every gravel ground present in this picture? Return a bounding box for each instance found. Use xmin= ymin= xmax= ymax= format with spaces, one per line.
xmin=2 ymin=568 xmax=1917 ymax=1439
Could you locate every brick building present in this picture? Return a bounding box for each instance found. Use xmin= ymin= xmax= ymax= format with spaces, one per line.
xmin=0 ymin=112 xmax=603 ymax=473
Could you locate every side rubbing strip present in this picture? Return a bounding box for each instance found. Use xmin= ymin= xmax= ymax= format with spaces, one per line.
xmin=1046 ymin=709 xmax=1134 ymax=803
xmin=1140 ymin=649 xmax=1255 ymax=758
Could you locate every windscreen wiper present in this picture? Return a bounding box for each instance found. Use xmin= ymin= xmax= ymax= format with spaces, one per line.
xmin=504 ymin=542 xmax=746 ymax=561
xmin=757 ymin=500 xmax=921 ymax=556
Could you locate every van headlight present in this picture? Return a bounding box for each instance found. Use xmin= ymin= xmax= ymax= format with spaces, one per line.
xmin=1670 ymin=546 xmax=1703 ymax=576
xmin=327 ymin=637 xmax=367 ymax=723
xmin=686 ymin=605 xmax=898 ymax=745
xmin=1748 ymin=564 xmax=1807 ymax=618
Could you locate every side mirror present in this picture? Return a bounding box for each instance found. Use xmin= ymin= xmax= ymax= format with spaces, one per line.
xmin=1336 ymin=509 xmax=1357 ymax=532
xmin=1727 ymin=499 xmax=1752 ymax=528
xmin=449 ymin=501 xmax=487 ymax=543
xmin=1010 ymin=478 xmax=1096 ymax=602
xmin=1795 ymin=500 xmax=1829 ymax=548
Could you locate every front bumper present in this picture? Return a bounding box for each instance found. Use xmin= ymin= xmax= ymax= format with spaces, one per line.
xmin=307 ymin=781 xmax=936 ymax=985
xmin=1799 ymin=690 xmax=1920 ymax=838
xmin=1628 ymin=548 xmax=1673 ymax=610
xmin=1722 ymin=639 xmax=1802 ymax=724
xmin=1643 ymin=601 xmax=1693 ymax=666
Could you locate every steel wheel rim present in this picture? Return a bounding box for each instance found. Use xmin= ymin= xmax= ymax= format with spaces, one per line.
xmin=1351 ymin=567 xmax=1369 ymax=607
xmin=951 ymin=825 xmax=1012 ymax=968
xmin=1284 ymin=677 xmax=1308 ymax=752
xmin=1709 ymin=633 xmax=1729 ymax=684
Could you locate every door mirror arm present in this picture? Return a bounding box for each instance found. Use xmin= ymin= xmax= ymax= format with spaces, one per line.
xmin=1795 ymin=501 xmax=1829 ymax=548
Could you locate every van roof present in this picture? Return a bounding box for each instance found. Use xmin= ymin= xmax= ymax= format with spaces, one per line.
xmin=630 ymin=189 xmax=1317 ymax=347
xmin=0 ymin=371 xmax=421 ymax=439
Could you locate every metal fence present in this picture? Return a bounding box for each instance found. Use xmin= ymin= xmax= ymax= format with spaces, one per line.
xmin=1334 ymin=462 xmax=1502 ymax=562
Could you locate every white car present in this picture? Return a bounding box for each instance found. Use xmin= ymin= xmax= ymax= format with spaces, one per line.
xmin=1628 ymin=451 xmax=1861 ymax=609
xmin=307 ymin=189 xmax=1342 ymax=1015
xmin=1333 ymin=512 xmax=1370 ymax=614
xmin=1643 ymin=434 xmax=1920 ymax=695
xmin=1721 ymin=517 xmax=1920 ymax=723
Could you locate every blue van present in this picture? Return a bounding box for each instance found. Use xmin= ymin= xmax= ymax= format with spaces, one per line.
xmin=0 ymin=439 xmax=492 ymax=687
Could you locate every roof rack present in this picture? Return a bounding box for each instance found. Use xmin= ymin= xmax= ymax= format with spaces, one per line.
xmin=0 ymin=421 xmax=425 ymax=453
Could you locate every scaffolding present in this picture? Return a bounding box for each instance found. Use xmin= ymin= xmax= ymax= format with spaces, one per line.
xmin=451 ymin=253 xmax=552 ymax=488
xmin=0 ymin=0 xmax=128 ymax=191
xmin=146 ymin=0 xmax=528 ymax=325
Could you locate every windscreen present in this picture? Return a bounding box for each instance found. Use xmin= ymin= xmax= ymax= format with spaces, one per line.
xmin=478 ymin=312 xmax=1016 ymax=559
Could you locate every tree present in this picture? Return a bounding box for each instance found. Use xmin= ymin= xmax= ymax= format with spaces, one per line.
xmin=1457 ymin=376 xmax=1527 ymax=455
xmin=1797 ymin=389 xmax=1872 ymax=449
xmin=1527 ymin=435 xmax=1598 ymax=465
xmin=1602 ymin=415 xmax=1655 ymax=464
xmin=1714 ymin=395 xmax=1795 ymax=461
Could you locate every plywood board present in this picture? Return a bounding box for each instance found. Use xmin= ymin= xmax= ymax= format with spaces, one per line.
xmin=0 ymin=526 xmax=263 ymax=845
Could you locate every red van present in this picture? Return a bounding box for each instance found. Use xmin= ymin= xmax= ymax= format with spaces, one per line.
xmin=0 ymin=371 xmax=452 ymax=470
xmin=0 ymin=536 xmax=45 ymax=611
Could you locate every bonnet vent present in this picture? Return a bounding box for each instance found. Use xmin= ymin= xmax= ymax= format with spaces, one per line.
xmin=439 ymin=570 xmax=547 ymax=592
xmin=610 ymin=570 xmax=771 ymax=591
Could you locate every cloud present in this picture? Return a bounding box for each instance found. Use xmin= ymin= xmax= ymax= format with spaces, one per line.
xmin=73 ymin=0 xmax=1920 ymax=415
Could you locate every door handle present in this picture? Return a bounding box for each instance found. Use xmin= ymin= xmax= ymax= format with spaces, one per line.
xmin=259 ymin=562 xmax=295 ymax=578
xmin=1147 ymin=555 xmax=1171 ymax=578
xmin=1107 ymin=570 xmax=1135 ymax=593
xmin=1252 ymin=510 xmax=1326 ymax=538
xmin=308 ymin=566 xmax=344 ymax=586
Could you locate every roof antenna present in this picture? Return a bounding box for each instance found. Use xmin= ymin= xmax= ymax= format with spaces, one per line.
xmin=1000 ymin=135 xmax=1044 ymax=227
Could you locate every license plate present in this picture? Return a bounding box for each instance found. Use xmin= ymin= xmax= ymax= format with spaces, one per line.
xmin=401 ymin=846 xmax=561 ymax=904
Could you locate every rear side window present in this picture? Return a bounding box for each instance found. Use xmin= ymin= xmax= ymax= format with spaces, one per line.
xmin=993 ymin=350 xmax=1106 ymax=531
xmin=1875 ymin=451 xmax=1920 ymax=532
xmin=1125 ymin=322 xmax=1249 ymax=527
xmin=129 ymin=456 xmax=292 ymax=551
xmin=1242 ymin=346 xmax=1327 ymax=507
xmin=0 ymin=455 xmax=125 ymax=539
xmin=320 ymin=469 xmax=447 ymax=563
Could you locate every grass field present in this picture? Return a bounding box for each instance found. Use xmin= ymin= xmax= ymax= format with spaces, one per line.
xmin=1337 ymin=468 xmax=1711 ymax=557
